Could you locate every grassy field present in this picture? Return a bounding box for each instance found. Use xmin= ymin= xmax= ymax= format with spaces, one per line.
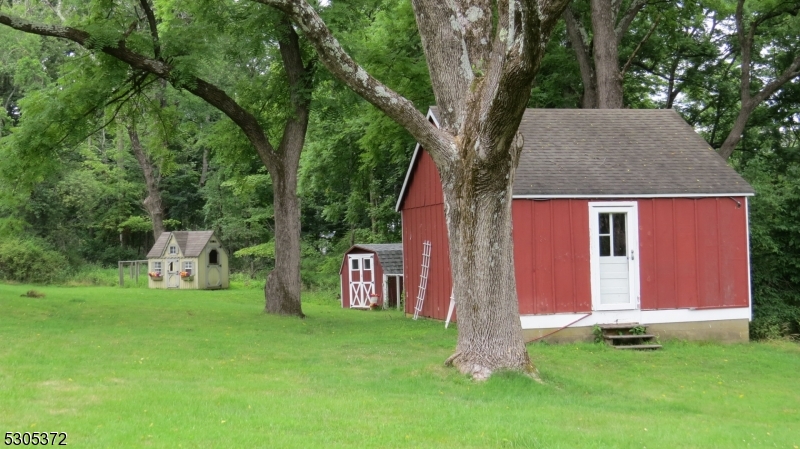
xmin=1 ymin=284 xmax=798 ymax=448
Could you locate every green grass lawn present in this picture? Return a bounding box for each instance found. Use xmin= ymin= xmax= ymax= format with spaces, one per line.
xmin=1 ymin=284 xmax=798 ymax=448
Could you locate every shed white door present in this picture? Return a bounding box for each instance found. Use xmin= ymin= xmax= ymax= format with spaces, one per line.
xmin=166 ymin=259 xmax=180 ymax=288
xmin=348 ymin=254 xmax=375 ymax=308
xmin=589 ymin=203 xmax=639 ymax=310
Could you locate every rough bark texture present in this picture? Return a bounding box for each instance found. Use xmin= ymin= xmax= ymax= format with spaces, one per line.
xmin=591 ymin=0 xmax=623 ymax=108
xmin=127 ymin=125 xmax=165 ymax=239
xmin=563 ymin=8 xmax=596 ymax=109
xmin=717 ymin=0 xmax=800 ymax=159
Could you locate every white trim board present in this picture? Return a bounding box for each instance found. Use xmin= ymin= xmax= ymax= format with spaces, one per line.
xmin=519 ymin=307 xmax=751 ymax=330
xmin=514 ymin=193 xmax=754 ymax=199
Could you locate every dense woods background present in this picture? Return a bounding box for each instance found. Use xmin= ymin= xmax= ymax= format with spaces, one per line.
xmin=0 ymin=0 xmax=798 ymax=338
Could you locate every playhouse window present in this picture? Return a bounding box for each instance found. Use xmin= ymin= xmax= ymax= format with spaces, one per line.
xmin=351 ymin=258 xmax=359 ymax=270
xmin=152 ymin=261 xmax=162 ymax=275
xmin=169 ymin=245 xmax=177 ymax=255
xmin=209 ymin=249 xmax=219 ymax=265
xmin=364 ymin=258 xmax=371 ymax=270
xmin=182 ymin=261 xmax=193 ymax=275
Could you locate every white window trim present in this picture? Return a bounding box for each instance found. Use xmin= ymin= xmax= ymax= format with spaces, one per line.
xmin=182 ymin=261 xmax=194 ymax=275
xmin=152 ymin=261 xmax=162 ymax=275
xmin=169 ymin=245 xmax=177 ymax=255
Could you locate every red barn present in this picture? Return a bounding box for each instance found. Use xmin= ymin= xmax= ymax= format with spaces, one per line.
xmin=396 ymin=108 xmax=755 ymax=342
xmin=340 ymin=244 xmax=404 ymax=309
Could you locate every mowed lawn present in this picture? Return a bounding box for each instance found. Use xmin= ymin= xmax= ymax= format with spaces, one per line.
xmin=1 ymin=284 xmax=798 ymax=448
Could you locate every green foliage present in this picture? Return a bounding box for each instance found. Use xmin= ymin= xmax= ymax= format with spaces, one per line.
xmin=233 ymin=241 xmax=275 ymax=260
xmin=592 ymin=325 xmax=604 ymax=343
xmin=0 ymin=237 xmax=68 ymax=284
xmin=739 ymin=153 xmax=800 ymax=339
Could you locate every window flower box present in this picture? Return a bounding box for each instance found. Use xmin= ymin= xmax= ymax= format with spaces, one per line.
xmin=148 ymin=272 xmax=163 ymax=281
xmin=180 ymin=271 xmax=194 ymax=281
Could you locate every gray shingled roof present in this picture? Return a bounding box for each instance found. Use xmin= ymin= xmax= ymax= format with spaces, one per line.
xmin=353 ymin=243 xmax=403 ymax=275
xmin=147 ymin=231 xmax=216 ymax=258
xmin=426 ymin=108 xmax=754 ymax=196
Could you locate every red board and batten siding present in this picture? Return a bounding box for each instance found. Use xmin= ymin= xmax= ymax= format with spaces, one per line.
xmin=400 ymin=146 xmax=452 ymax=319
xmin=339 ymin=248 xmax=385 ymax=308
xmin=400 ymin=150 xmax=751 ymax=321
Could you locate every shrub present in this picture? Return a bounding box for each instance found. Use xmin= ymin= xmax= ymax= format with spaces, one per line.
xmin=0 ymin=237 xmax=69 ymax=284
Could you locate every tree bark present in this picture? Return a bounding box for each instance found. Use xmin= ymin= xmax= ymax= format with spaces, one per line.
xmin=127 ymin=124 xmax=165 ymax=239
xmin=563 ymin=8 xmax=597 ymax=109
xmin=591 ymin=0 xmax=623 ymax=108
xmin=439 ymin=131 xmax=534 ymax=380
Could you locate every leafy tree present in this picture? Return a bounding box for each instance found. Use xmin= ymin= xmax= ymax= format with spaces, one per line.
xmin=0 ymin=1 xmax=317 ymax=316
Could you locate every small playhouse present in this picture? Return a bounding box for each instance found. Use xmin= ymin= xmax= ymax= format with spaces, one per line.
xmin=340 ymin=244 xmax=404 ymax=309
xmin=146 ymin=231 xmax=229 ymax=290
xmin=397 ymin=108 xmax=755 ymax=342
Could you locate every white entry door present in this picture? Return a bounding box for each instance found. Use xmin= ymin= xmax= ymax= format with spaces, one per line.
xmin=166 ymin=259 xmax=180 ymax=288
xmin=589 ymin=202 xmax=639 ymax=310
xmin=348 ymin=254 xmax=375 ymax=308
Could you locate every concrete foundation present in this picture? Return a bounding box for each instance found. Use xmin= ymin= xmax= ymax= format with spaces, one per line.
xmin=523 ymin=319 xmax=750 ymax=344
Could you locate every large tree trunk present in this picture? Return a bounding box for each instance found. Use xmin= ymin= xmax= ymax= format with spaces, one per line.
xmin=440 ymin=136 xmax=534 ymax=380
xmin=263 ymin=18 xmax=310 ymax=317
xmin=591 ymin=0 xmax=623 ymax=108
xmin=265 ymin=161 xmax=303 ymax=316
xmin=127 ymin=125 xmax=165 ymax=239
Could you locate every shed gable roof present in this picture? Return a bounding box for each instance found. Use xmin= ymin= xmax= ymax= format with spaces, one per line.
xmin=147 ymin=231 xmax=217 ymax=258
xmin=356 ymin=243 xmax=403 ymax=275
xmin=343 ymin=243 xmax=404 ymax=275
xmin=397 ymin=108 xmax=754 ymax=209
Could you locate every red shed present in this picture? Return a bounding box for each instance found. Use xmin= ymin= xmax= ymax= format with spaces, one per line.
xmin=340 ymin=244 xmax=404 ymax=309
xmin=396 ymin=108 xmax=755 ymax=342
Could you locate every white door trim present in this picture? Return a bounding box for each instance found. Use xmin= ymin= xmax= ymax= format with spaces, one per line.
xmin=589 ymin=201 xmax=640 ymax=311
xmin=348 ymin=254 xmax=375 ymax=308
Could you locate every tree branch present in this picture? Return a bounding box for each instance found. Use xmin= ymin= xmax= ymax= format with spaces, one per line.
xmin=0 ymin=11 xmax=277 ymax=168
xmin=615 ymin=0 xmax=647 ymax=46
xmin=619 ymin=13 xmax=660 ymax=80
xmin=138 ymin=0 xmax=161 ymax=60
xmin=250 ymin=0 xmax=452 ymax=159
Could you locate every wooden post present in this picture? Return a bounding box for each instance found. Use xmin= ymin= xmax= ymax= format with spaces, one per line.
xmin=382 ymin=274 xmax=389 ymax=309
xmin=396 ymin=275 xmax=402 ymax=310
xmin=118 ymin=261 xmax=124 ymax=287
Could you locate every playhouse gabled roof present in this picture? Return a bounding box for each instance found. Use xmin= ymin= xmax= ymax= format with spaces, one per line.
xmin=396 ymin=108 xmax=755 ymax=210
xmin=147 ymin=231 xmax=216 ymax=258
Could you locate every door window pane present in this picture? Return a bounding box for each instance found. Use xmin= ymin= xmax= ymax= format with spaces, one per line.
xmin=599 ymin=236 xmax=611 ymax=256
xmin=612 ymin=213 xmax=627 ymax=256
xmin=599 ymin=213 xmax=610 ymax=234
xmin=364 ymin=258 xmax=371 ymax=270
xmin=351 ymin=258 xmax=359 ymax=270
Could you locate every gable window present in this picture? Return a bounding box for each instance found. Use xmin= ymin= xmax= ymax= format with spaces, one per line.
xmin=182 ymin=261 xmax=193 ymax=276
xmin=169 ymin=245 xmax=177 ymax=255
xmin=209 ymin=249 xmax=219 ymax=265
xmin=151 ymin=261 xmax=162 ymax=275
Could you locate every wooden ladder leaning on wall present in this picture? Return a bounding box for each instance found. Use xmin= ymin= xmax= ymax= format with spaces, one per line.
xmin=412 ymin=240 xmax=432 ymax=320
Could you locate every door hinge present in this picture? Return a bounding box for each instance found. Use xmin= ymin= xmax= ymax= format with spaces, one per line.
xmin=631 ymin=250 xmax=635 ymax=261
